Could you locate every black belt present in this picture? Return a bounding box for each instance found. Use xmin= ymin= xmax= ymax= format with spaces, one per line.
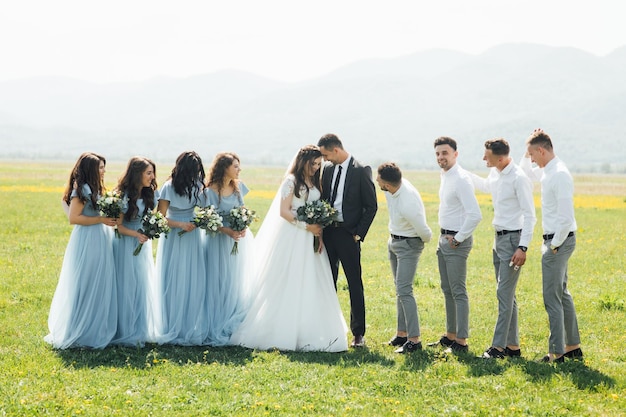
xmin=543 ymin=231 xmax=575 ymax=240
xmin=391 ymin=234 xmax=418 ymax=240
xmin=440 ymin=229 xmax=458 ymax=235
xmin=496 ymin=229 xmax=521 ymax=236
xmin=330 ymin=221 xmax=344 ymax=228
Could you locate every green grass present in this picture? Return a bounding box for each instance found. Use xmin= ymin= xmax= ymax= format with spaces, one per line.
xmin=1 ymin=161 xmax=625 ymax=416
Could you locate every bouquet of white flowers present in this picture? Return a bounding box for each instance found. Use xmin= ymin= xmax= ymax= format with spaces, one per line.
xmin=222 ymin=205 xmax=259 ymax=255
xmin=296 ymin=199 xmax=337 ymax=252
xmin=96 ymin=190 xmax=125 ymax=238
xmin=134 ymin=211 xmax=170 ymax=255
xmin=178 ymin=205 xmax=223 ymax=237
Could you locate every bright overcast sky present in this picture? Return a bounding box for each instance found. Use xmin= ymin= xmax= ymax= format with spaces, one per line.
xmin=1 ymin=0 xmax=624 ymax=83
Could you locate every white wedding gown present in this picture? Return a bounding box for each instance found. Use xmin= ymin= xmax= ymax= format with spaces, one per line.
xmin=229 ymin=176 xmax=348 ymax=352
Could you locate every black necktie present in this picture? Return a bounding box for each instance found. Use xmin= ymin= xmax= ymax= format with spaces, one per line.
xmin=330 ymin=165 xmax=342 ymax=205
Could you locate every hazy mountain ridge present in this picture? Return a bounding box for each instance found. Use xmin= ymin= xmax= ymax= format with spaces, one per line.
xmin=0 ymin=43 xmax=624 ymax=172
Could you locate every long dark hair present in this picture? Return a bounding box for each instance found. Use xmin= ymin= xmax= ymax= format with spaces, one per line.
xmin=116 ymin=156 xmax=158 ymax=221
xmin=63 ymin=152 xmax=106 ymax=208
xmin=170 ymin=151 xmax=205 ymax=203
xmin=290 ymin=145 xmax=322 ymax=198
xmin=207 ymin=152 xmax=241 ymax=202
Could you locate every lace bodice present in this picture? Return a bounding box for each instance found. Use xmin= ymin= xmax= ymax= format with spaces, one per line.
xmin=280 ymin=175 xmax=321 ymax=216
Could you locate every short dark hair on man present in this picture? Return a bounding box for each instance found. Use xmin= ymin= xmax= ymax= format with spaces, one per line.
xmin=526 ymin=131 xmax=553 ymax=151
xmin=434 ymin=136 xmax=457 ymax=150
xmin=484 ymin=138 xmax=510 ymax=156
xmin=377 ymin=162 xmax=402 ymax=186
xmin=318 ymin=133 xmax=344 ymax=150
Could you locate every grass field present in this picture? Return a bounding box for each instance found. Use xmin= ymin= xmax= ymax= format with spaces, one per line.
xmin=1 ymin=160 xmax=625 ymax=416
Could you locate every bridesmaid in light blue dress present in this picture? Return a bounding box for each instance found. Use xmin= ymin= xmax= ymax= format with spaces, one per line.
xmin=204 ymin=152 xmax=255 ymax=346
xmin=111 ymin=157 xmax=158 ymax=347
xmin=45 ymin=152 xmax=118 ymax=349
xmin=153 ymin=151 xmax=209 ymax=345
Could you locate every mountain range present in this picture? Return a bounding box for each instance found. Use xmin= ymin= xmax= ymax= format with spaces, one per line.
xmin=1 ymin=43 xmax=625 ymax=172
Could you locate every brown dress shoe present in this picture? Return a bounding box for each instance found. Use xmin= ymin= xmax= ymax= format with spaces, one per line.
xmin=351 ymin=335 xmax=365 ymax=348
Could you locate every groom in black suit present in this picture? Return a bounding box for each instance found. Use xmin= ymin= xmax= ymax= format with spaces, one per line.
xmin=317 ymin=133 xmax=378 ymax=347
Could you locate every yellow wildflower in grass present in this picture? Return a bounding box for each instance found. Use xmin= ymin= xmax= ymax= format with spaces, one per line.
xmin=573 ymin=194 xmax=625 ymax=209
xmin=0 ymin=185 xmax=64 ymax=193
xmin=248 ymin=190 xmax=277 ymax=200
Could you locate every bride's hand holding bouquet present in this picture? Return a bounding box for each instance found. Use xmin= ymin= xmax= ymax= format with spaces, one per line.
xmin=296 ymin=199 xmax=337 ymax=253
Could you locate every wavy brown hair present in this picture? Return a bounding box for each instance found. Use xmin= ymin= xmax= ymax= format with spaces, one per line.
xmin=289 ymin=145 xmax=322 ymax=198
xmin=207 ymin=152 xmax=241 ymax=203
xmin=169 ymin=151 xmax=205 ymax=203
xmin=63 ymin=152 xmax=106 ymax=209
xmin=116 ymin=157 xmax=158 ymax=221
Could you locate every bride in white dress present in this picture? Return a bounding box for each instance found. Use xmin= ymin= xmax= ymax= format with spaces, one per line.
xmin=229 ymin=145 xmax=348 ymax=352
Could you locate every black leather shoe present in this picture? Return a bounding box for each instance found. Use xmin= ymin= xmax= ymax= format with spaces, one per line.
xmin=448 ymin=341 xmax=468 ymax=353
xmin=564 ymin=348 xmax=583 ymax=360
xmin=388 ymin=336 xmax=408 ymax=346
xmin=395 ymin=340 xmax=422 ymax=354
xmin=541 ymin=354 xmax=564 ymax=363
xmin=427 ymin=335 xmax=454 ymax=347
xmin=350 ymin=335 xmax=365 ymax=348
xmin=504 ymin=347 xmax=522 ymax=357
xmin=482 ymin=346 xmax=505 ymax=359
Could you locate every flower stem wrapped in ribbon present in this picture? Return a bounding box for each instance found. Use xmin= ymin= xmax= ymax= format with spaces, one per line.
xmin=296 ymin=199 xmax=337 ymax=252
xmin=134 ymin=211 xmax=170 ymax=255
xmin=222 ymin=205 xmax=259 ymax=255
xmin=178 ymin=205 xmax=223 ymax=237
xmin=96 ymin=190 xmax=125 ymax=238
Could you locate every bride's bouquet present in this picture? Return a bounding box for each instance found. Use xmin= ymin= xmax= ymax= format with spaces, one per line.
xmin=223 ymin=205 xmax=259 ymax=255
xmin=296 ymin=199 xmax=337 ymax=252
xmin=134 ymin=211 xmax=170 ymax=255
xmin=178 ymin=205 xmax=223 ymax=237
xmin=96 ymin=190 xmax=125 ymax=238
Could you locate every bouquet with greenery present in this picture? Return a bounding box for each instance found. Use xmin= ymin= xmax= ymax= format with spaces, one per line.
xmin=178 ymin=205 xmax=223 ymax=237
xmin=134 ymin=211 xmax=170 ymax=256
xmin=296 ymin=199 xmax=337 ymax=252
xmin=96 ymin=190 xmax=125 ymax=238
xmin=222 ymin=205 xmax=259 ymax=255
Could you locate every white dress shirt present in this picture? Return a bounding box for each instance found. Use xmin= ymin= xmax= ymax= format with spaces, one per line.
xmin=330 ymin=153 xmax=351 ymax=222
xmin=385 ymin=178 xmax=432 ymax=243
xmin=470 ymin=162 xmax=536 ymax=247
xmin=520 ymin=155 xmax=576 ymax=247
xmin=438 ymin=164 xmax=482 ymax=242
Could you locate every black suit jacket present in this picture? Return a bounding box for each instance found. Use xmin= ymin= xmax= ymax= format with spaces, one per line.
xmin=321 ymin=157 xmax=378 ymax=241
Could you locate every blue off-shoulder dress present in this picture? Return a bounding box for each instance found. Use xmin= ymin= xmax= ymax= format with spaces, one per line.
xmin=111 ymin=192 xmax=159 ymax=347
xmin=153 ymin=181 xmax=208 ymax=345
xmin=44 ymin=184 xmax=117 ymax=349
xmin=204 ymin=183 xmax=255 ymax=346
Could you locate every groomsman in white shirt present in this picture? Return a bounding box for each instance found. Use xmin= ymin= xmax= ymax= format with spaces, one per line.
xmin=430 ymin=137 xmax=482 ymax=353
xmin=469 ymin=138 xmax=536 ymax=359
xmin=521 ymin=129 xmax=583 ymax=363
xmin=376 ymin=163 xmax=432 ymax=354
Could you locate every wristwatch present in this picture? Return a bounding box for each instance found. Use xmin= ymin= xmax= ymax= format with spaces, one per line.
xmin=354 ymin=235 xmax=361 ymax=242
xmin=518 ymin=246 xmax=527 ymax=252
